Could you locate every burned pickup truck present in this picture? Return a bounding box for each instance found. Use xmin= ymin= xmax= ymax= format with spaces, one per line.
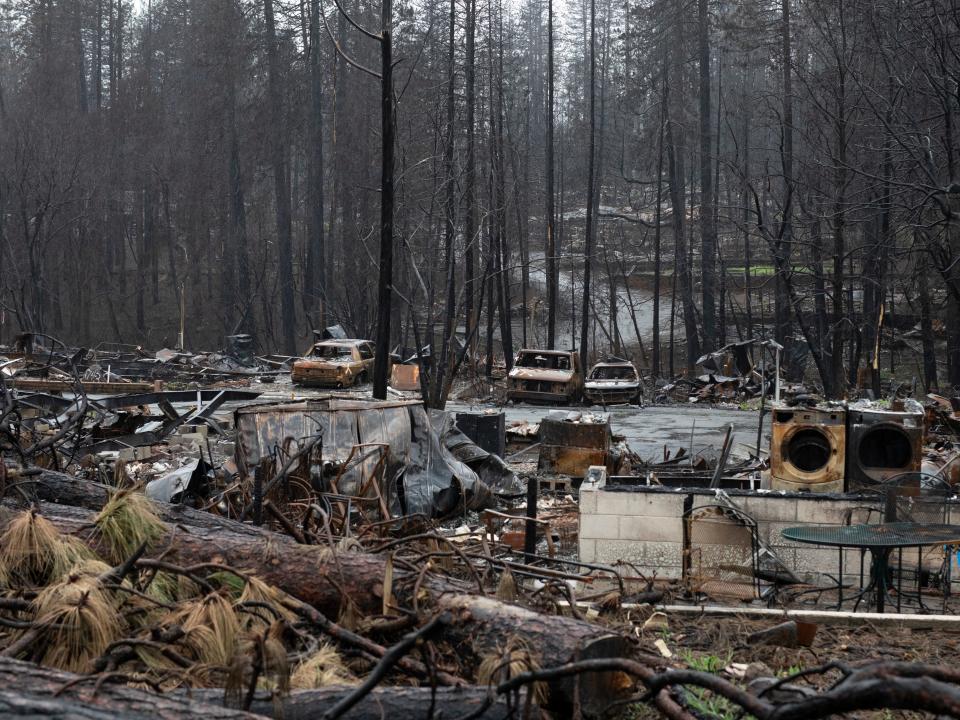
xmin=291 ymin=339 xmax=378 ymax=388
xmin=506 ymin=349 xmax=583 ymax=404
xmin=584 ymin=357 xmax=642 ymax=405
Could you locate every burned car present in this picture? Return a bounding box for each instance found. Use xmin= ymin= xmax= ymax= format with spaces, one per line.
xmin=506 ymin=349 xmax=583 ymax=404
xmin=584 ymin=357 xmax=641 ymax=405
xmin=291 ymin=339 xmax=378 ymax=388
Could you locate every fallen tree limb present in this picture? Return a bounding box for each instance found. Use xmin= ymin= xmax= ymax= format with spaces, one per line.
xmin=183 ymin=685 xmax=526 ymax=720
xmin=320 ymin=612 xmax=450 ymax=720
xmin=0 ymin=657 xmax=257 ymax=719
xmin=287 ymin=600 xmax=465 ymax=686
xmin=436 ymin=594 xmax=633 ymax=715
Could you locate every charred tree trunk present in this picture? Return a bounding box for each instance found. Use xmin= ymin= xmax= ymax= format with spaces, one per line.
xmin=652 ymin=63 xmax=666 ymax=377
xmin=9 ymin=497 xmax=395 ymax=618
xmin=545 ymin=0 xmax=557 ymax=350
xmin=776 ymin=0 xmax=794 ymax=345
xmin=306 ymin=0 xmax=327 ymax=328
xmin=228 ymin=74 xmax=252 ymax=337
xmin=495 ymin=0 xmax=513 ymax=372
xmin=373 ymin=0 xmax=395 ymax=400
xmin=433 ymin=0 xmax=458 ymax=408
xmin=740 ymin=64 xmax=752 ymax=338
xmin=187 ymin=685 xmax=522 ymax=720
xmin=579 ymin=0 xmax=597 ymax=377
xmin=665 ymin=11 xmax=700 ymax=371
xmin=263 ymin=0 xmax=297 ymax=355
xmin=464 ymin=0 xmax=478 ymax=361
xmin=0 ymin=657 xmax=254 ymax=720
xmin=437 ymin=594 xmax=631 ymax=715
xmin=918 ymin=249 xmax=939 ymax=392
xmin=698 ymin=0 xmax=716 ymax=352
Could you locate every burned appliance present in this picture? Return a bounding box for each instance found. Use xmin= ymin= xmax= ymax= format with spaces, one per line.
xmin=770 ymin=406 xmax=845 ymax=493
xmin=538 ymin=411 xmax=618 ymax=477
xmin=846 ymin=406 xmax=923 ymax=491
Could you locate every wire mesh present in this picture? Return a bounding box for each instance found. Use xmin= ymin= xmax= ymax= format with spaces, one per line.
xmin=685 ymin=505 xmax=760 ymax=601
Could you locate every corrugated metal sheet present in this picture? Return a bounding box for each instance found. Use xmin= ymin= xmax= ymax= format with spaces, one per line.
xmin=234 ymin=398 xmax=493 ymax=518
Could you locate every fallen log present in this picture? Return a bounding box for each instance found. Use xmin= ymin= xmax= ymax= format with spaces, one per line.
xmin=0 ymin=656 xmax=257 ymax=719
xmin=2 ymin=498 xmax=398 ymax=618
xmin=7 ymin=474 xmax=637 ymax=711
xmin=436 ymin=594 xmax=634 ymax=715
xmin=184 ymin=685 xmax=526 ymax=720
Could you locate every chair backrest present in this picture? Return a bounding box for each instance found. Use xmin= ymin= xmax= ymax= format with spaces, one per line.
xmin=871 ymin=472 xmax=954 ymax=524
xmin=683 ymin=504 xmax=762 ymax=600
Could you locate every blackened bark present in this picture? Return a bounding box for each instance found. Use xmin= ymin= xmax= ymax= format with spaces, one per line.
xmin=464 ymin=0 xmax=477 ymax=359
xmin=698 ymin=0 xmax=716 ymax=352
xmin=373 ymin=0 xmax=395 ymax=399
xmin=776 ymin=0 xmax=794 ymax=345
xmin=545 ymin=0 xmax=557 ymax=349
xmin=652 ymin=63 xmax=666 ymax=377
xmin=579 ymin=0 xmax=597 ymax=377
xmin=306 ymin=0 xmax=327 ymax=327
xmin=263 ymin=0 xmax=297 ymax=355
xmin=433 ymin=0 xmax=458 ymax=408
xmin=918 ymin=249 xmax=938 ymax=391
xmin=495 ymin=0 xmax=513 ymax=372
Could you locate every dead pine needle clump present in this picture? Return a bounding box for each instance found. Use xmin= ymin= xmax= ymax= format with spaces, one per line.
xmin=477 ymin=636 xmax=549 ymax=705
xmin=0 ymin=509 xmax=95 ymax=587
xmin=237 ymin=621 xmax=291 ymax=695
xmin=290 ymin=641 xmax=356 ymax=688
xmin=238 ymin=576 xmax=295 ymax=631
xmin=495 ymin=568 xmax=518 ymax=602
xmin=93 ymin=490 xmax=166 ymax=564
xmin=336 ymin=595 xmax=363 ymax=632
xmin=174 ymin=592 xmax=244 ymax=670
xmin=27 ymin=560 xmax=123 ymax=673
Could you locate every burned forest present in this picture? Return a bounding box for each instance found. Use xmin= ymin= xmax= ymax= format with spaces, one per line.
xmin=5 ymin=0 xmax=960 ymax=719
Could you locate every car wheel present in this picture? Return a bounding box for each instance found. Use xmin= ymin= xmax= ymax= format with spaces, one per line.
xmin=358 ymin=372 xmax=368 ymax=385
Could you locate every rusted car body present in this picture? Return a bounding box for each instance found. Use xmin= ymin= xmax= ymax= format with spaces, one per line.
xmin=291 ymin=339 xmax=377 ymax=388
xmin=506 ymin=349 xmax=583 ymax=404
xmin=584 ymin=358 xmax=641 ymax=405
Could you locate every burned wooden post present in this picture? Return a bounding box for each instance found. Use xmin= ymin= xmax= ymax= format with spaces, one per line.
xmin=524 ymin=476 xmax=538 ymax=561
xmin=253 ymin=461 xmax=265 ymax=526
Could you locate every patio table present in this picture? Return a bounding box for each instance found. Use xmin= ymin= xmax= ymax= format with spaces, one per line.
xmin=781 ymin=523 xmax=960 ymax=612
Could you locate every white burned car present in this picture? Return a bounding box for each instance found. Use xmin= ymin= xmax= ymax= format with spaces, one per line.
xmin=584 ymin=357 xmax=641 ymax=405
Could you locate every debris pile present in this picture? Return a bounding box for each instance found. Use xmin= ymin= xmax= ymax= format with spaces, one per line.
xmin=4 ymin=339 xmax=960 ymax=718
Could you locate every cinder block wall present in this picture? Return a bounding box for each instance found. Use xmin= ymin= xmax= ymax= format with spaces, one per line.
xmin=578 ymin=481 xmax=950 ymax=585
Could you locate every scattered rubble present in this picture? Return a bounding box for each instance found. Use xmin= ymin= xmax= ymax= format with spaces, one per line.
xmin=3 ymin=339 xmax=960 ymax=719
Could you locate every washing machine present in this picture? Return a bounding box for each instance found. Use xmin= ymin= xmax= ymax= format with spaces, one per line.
xmin=770 ymin=406 xmax=846 ymax=493
xmin=846 ymin=407 xmax=923 ymax=491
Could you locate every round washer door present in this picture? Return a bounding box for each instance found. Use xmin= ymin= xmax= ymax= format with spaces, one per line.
xmin=783 ymin=426 xmax=836 ymax=479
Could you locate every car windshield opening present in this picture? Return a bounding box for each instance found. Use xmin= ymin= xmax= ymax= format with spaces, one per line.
xmin=311 ymin=345 xmax=354 ymax=359
xmin=591 ymin=366 xmax=636 ymax=380
xmin=516 ymin=352 xmax=570 ymax=370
